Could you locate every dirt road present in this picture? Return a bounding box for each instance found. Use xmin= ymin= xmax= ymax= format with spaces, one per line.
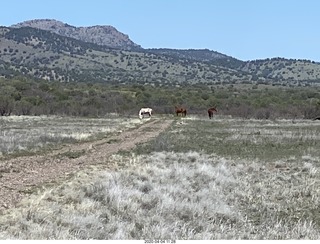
xmin=0 ymin=118 xmax=173 ymax=212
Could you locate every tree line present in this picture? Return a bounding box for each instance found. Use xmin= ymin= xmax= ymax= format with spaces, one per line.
xmin=0 ymin=76 xmax=319 ymax=119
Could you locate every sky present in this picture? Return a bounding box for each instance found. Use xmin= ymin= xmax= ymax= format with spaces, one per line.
xmin=1 ymin=0 xmax=319 ymax=62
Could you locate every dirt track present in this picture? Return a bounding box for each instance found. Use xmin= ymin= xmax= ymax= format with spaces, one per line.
xmin=0 ymin=118 xmax=173 ymax=212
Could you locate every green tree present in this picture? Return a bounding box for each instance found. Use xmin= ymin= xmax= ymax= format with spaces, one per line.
xmin=0 ymin=96 xmax=14 ymax=116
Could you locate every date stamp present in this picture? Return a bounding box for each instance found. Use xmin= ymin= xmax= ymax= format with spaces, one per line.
xmin=144 ymin=240 xmax=176 ymax=244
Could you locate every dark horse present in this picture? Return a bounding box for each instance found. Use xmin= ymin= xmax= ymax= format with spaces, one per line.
xmin=208 ymin=107 xmax=218 ymax=119
xmin=175 ymin=106 xmax=187 ymax=117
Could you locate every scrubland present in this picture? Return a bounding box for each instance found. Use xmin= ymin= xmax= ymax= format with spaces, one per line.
xmin=0 ymin=116 xmax=320 ymax=239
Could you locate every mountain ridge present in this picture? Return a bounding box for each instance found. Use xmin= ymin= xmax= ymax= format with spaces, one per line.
xmin=11 ymin=19 xmax=141 ymax=50
xmin=1 ymin=19 xmax=320 ymax=86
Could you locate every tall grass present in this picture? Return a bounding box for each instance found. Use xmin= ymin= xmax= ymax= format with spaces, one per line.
xmin=0 ymin=152 xmax=247 ymax=239
xmin=1 ymin=150 xmax=320 ymax=239
xmin=0 ymin=117 xmax=320 ymax=239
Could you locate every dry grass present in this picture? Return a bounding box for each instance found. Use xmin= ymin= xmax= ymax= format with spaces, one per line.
xmin=0 ymin=117 xmax=320 ymax=239
xmin=0 ymin=115 xmax=143 ymax=156
xmin=0 ymin=152 xmax=246 ymax=239
xmin=140 ymin=116 xmax=320 ymax=160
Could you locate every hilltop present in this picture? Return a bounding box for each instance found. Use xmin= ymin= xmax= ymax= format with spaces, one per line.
xmin=0 ymin=19 xmax=320 ymax=86
xmin=11 ymin=19 xmax=141 ymax=50
xmin=0 ymin=25 xmax=254 ymax=85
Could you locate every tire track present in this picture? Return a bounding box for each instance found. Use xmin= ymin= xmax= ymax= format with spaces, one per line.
xmin=0 ymin=118 xmax=173 ymax=211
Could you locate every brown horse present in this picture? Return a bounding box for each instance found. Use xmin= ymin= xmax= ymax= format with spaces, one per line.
xmin=208 ymin=107 xmax=218 ymax=119
xmin=175 ymin=106 xmax=187 ymax=117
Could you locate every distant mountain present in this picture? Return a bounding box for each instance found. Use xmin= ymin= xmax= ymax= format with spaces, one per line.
xmin=0 ymin=26 xmax=255 ymax=84
xmin=239 ymin=58 xmax=320 ymax=83
xmin=1 ymin=19 xmax=320 ymax=86
xmin=11 ymin=19 xmax=141 ymax=50
xmin=147 ymin=48 xmax=231 ymax=61
xmin=146 ymin=48 xmax=244 ymax=69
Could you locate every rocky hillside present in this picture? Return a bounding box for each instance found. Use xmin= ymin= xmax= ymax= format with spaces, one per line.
xmin=0 ymin=26 xmax=255 ymax=84
xmin=11 ymin=19 xmax=141 ymax=50
xmin=146 ymin=48 xmax=244 ymax=70
xmin=239 ymin=58 xmax=320 ymax=84
xmin=1 ymin=19 xmax=320 ymax=86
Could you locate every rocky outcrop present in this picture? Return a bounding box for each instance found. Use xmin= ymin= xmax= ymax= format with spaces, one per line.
xmin=11 ymin=19 xmax=141 ymax=50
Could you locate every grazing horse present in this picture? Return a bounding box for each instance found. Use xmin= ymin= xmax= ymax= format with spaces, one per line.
xmin=175 ymin=106 xmax=187 ymax=117
xmin=139 ymin=108 xmax=152 ymax=119
xmin=208 ymin=107 xmax=218 ymax=119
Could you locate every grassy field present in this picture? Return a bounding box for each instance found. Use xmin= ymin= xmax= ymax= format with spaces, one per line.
xmin=0 ymin=116 xmax=320 ymax=239
xmin=0 ymin=115 xmax=143 ymax=157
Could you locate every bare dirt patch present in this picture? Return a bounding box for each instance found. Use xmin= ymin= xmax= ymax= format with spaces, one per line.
xmin=0 ymin=118 xmax=173 ymax=212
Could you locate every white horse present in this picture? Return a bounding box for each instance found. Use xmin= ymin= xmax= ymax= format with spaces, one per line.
xmin=139 ymin=108 xmax=152 ymax=119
